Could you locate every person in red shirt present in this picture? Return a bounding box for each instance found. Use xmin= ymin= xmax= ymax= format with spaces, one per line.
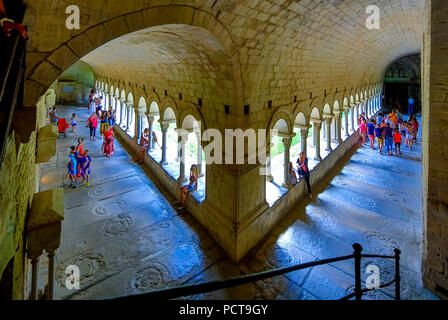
xmin=57 ymin=118 xmax=69 ymax=139
xmin=86 ymin=112 xmax=99 ymax=141
xmin=393 ymin=129 xmax=402 ymax=156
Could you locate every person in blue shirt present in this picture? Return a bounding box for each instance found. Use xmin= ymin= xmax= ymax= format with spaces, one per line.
xmin=66 ymin=146 xmax=79 ymax=188
xmin=375 ymin=123 xmax=384 ymax=154
xmin=367 ymin=119 xmax=376 ymax=150
xmin=383 ymin=123 xmax=394 ymax=156
xmin=408 ymin=97 xmax=415 ymax=115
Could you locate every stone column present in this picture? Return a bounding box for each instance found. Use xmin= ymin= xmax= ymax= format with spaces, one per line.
xmin=30 ymin=257 xmax=40 ymax=300
xmin=160 ymin=122 xmax=169 ymax=165
xmin=281 ymin=135 xmax=293 ymax=189
xmin=344 ymin=109 xmax=350 ymax=137
xmin=147 ymin=114 xmax=155 ymax=150
xmin=195 ymin=130 xmax=204 ymax=177
xmin=324 ymin=117 xmax=332 ymax=152
xmin=177 ymin=130 xmax=188 ymax=184
xmin=119 ymin=98 xmax=125 ymax=125
xmin=312 ymin=121 xmax=322 ymax=162
xmin=135 ymin=113 xmax=142 ymax=142
xmin=47 ymin=250 xmax=56 ymax=300
xmin=354 ymin=105 xmax=359 ymax=128
xmin=126 ymin=104 xmax=133 ymax=132
xmin=300 ymin=127 xmax=309 ymax=154
xmin=350 ymin=106 xmax=355 ymax=132
xmin=334 ymin=112 xmax=343 ymax=144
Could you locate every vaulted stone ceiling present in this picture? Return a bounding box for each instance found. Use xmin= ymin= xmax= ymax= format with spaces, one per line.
xmin=24 ymin=0 xmax=425 ymax=114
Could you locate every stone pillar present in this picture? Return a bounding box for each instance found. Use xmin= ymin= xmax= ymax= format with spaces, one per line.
xmin=350 ymin=106 xmax=355 ymax=132
xmin=177 ymin=129 xmax=188 ymax=184
xmin=119 ymin=98 xmax=125 ymax=125
xmin=30 ymin=257 xmax=40 ymax=300
xmin=300 ymin=127 xmax=309 ymax=154
xmin=354 ymin=105 xmax=359 ymax=128
xmin=312 ymin=121 xmax=322 ymax=162
xmin=344 ymin=109 xmax=350 ymax=137
xmin=147 ymin=114 xmax=155 ymax=150
xmin=126 ymin=104 xmax=133 ymax=132
xmin=160 ymin=122 xmax=169 ymax=165
xmin=324 ymin=117 xmax=332 ymax=151
xmin=47 ymin=250 xmax=56 ymax=300
xmin=281 ymin=135 xmax=293 ymax=189
xmin=195 ymin=130 xmax=204 ymax=177
xmin=265 ymin=154 xmax=274 ymax=182
xmin=334 ymin=112 xmax=343 ymax=144
xmin=422 ymin=0 xmax=448 ymax=298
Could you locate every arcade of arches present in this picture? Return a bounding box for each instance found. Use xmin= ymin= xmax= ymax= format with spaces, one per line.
xmin=0 ymin=0 xmax=447 ymax=300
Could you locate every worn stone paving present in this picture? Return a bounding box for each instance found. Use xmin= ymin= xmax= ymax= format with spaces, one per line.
xmin=37 ymin=106 xmax=437 ymax=300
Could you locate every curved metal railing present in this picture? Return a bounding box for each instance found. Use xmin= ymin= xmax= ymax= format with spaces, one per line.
xmin=112 ymin=243 xmax=401 ymax=301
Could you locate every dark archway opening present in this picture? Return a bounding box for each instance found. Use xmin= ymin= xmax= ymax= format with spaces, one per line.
xmin=384 ymin=54 xmax=421 ymax=115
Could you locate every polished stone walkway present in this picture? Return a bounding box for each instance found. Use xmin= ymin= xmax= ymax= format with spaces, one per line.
xmin=38 ymin=106 xmax=437 ymax=300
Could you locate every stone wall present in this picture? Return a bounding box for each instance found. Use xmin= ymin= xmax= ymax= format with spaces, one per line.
xmin=0 ymin=131 xmax=39 ymax=299
xmin=422 ymin=0 xmax=448 ymax=299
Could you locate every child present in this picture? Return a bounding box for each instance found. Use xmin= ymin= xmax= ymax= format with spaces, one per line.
xmin=393 ymin=129 xmax=402 ymax=156
xmin=367 ymin=119 xmax=376 ymax=150
xmin=67 ymin=146 xmax=79 ymax=188
xmin=375 ymin=123 xmax=384 ymax=154
xmin=70 ymin=113 xmax=80 ymax=133
xmin=138 ymin=128 xmax=149 ymax=164
xmin=360 ymin=118 xmax=367 ymax=145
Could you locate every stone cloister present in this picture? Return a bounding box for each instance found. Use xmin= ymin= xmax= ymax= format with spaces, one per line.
xmin=0 ymin=0 xmax=447 ymax=300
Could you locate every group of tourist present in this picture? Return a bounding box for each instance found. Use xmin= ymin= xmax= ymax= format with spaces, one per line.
xmin=359 ymin=109 xmax=419 ymax=156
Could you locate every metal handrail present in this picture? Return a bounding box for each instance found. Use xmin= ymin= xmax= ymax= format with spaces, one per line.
xmin=111 ymin=243 xmax=401 ymax=301
xmin=0 ymin=29 xmax=27 ymax=168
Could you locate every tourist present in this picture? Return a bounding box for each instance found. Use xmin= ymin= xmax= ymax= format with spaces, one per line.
xmin=376 ymin=112 xmax=383 ymax=125
xmin=289 ymin=162 xmax=297 ymax=186
xmin=359 ymin=117 xmax=367 ymax=145
xmin=102 ymin=127 xmax=114 ymax=159
xmin=406 ymin=123 xmax=415 ymax=151
xmin=86 ymin=112 xmax=99 ymax=141
xmin=57 ymin=118 xmax=69 ymax=139
xmin=67 ymin=146 xmax=79 ymax=188
xmin=408 ymin=96 xmax=415 ymax=115
xmin=95 ymin=96 xmax=103 ymax=116
xmin=177 ymin=164 xmax=199 ymax=211
xmin=50 ymin=107 xmax=59 ymax=125
xmin=138 ymin=128 xmax=149 ymax=164
xmin=100 ymin=111 xmax=109 ymax=136
xmin=384 ymin=123 xmax=394 ymax=156
xmin=297 ymin=152 xmax=312 ymax=199
xmin=394 ymin=129 xmax=403 ymax=156
xmin=151 ymin=131 xmax=160 ymax=149
xmin=78 ymin=150 xmax=92 ymax=187
xmin=76 ymin=138 xmax=84 ymax=155
xmin=70 ymin=113 xmax=80 ymax=133
xmin=88 ymin=90 xmax=96 ymax=115
xmin=367 ymin=119 xmax=376 ymax=150
xmin=375 ymin=122 xmax=384 ymax=154
xmin=411 ymin=117 xmax=419 ymax=143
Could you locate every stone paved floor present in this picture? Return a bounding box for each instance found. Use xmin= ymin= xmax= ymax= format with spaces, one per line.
xmin=37 ymin=106 xmax=437 ymax=300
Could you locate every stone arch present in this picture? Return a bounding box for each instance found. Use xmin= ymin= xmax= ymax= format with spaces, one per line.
xmin=178 ymin=104 xmax=207 ymax=133
xmin=333 ymin=100 xmax=341 ymax=112
xmin=127 ymin=92 xmax=134 ymax=106
xmin=350 ymin=95 xmax=355 ymax=107
xmin=146 ymin=91 xmax=161 ymax=107
xmin=137 ymin=96 xmax=147 ymax=114
xmin=310 ymin=107 xmax=321 ymax=121
xmin=267 ymin=108 xmax=293 ymax=135
xmin=323 ymin=103 xmax=332 ymax=116
xmin=162 ymin=107 xmax=177 ymax=122
xmin=159 ymin=96 xmax=179 ymax=121
xmin=24 ymin=4 xmax=241 ymax=107
xmin=149 ymin=101 xmax=160 ymax=115
xmin=294 ymin=112 xmax=308 ymax=127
